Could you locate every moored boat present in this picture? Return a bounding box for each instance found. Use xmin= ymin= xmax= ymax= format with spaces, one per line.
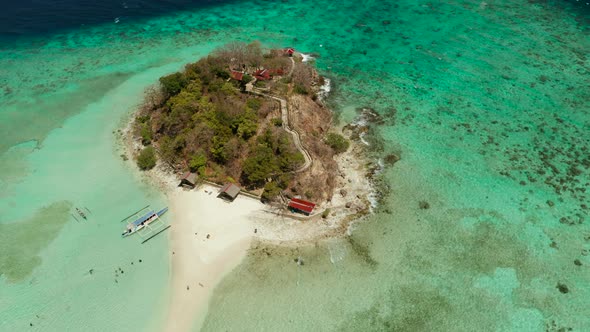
xmin=121 ymin=207 xmax=168 ymax=237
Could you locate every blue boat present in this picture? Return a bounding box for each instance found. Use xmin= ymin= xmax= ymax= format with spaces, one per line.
xmin=121 ymin=207 xmax=168 ymax=237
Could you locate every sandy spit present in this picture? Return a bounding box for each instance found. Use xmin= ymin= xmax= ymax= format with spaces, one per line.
xmin=163 ymin=186 xmax=262 ymax=331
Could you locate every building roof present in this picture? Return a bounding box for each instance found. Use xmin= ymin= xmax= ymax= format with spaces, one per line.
xmin=285 ymin=48 xmax=295 ymax=55
xmin=269 ymin=68 xmax=285 ymax=75
xmin=288 ymin=201 xmax=314 ymax=214
xmin=288 ymin=198 xmax=316 ymax=214
xmin=230 ymin=71 xmax=244 ymax=81
xmin=181 ymin=172 xmax=197 ymax=184
xmin=291 ymin=198 xmax=316 ymax=208
xmin=218 ymin=183 xmax=241 ymax=199
xmin=253 ymin=69 xmax=271 ymax=80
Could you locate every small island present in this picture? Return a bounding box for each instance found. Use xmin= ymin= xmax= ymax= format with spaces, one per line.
xmin=123 ymin=42 xmax=376 ymax=331
xmin=129 ymin=41 xmax=372 ymax=226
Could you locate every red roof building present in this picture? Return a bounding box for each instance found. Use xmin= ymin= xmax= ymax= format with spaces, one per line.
xmin=269 ymin=68 xmax=285 ymax=75
xmin=288 ymin=198 xmax=316 ymax=216
xmin=284 ymin=48 xmax=295 ymax=56
xmin=253 ymin=69 xmax=271 ymax=81
xmin=230 ymin=70 xmax=244 ymax=81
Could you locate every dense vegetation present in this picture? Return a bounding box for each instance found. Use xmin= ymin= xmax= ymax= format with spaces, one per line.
xmin=325 ymin=133 xmax=350 ymax=154
xmin=134 ymin=42 xmax=305 ymax=198
xmin=137 ymin=146 xmax=157 ymax=170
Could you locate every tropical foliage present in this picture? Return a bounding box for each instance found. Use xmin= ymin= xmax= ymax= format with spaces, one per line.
xmin=137 ymin=146 xmax=157 ymax=170
xmin=134 ymin=42 xmax=304 ymax=189
xmin=325 ymin=133 xmax=350 ymax=154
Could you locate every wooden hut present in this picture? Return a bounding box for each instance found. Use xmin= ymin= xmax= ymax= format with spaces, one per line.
xmin=288 ymin=198 xmax=316 ymax=216
xmin=217 ymin=183 xmax=241 ymax=201
xmin=179 ymin=172 xmax=197 ymax=188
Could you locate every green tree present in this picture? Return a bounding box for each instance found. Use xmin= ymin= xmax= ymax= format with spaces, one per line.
xmin=207 ymin=78 xmax=225 ymax=92
xmin=221 ymin=82 xmax=236 ymax=96
xmin=184 ymin=62 xmax=202 ymax=81
xmin=210 ymin=136 xmax=227 ymax=163
xmin=236 ymin=108 xmax=258 ymax=139
xmin=242 ymin=145 xmax=278 ymax=186
xmin=137 ymin=146 xmax=157 ymax=170
xmin=159 ymin=72 xmax=187 ymax=96
xmin=185 ymin=80 xmax=203 ymax=94
xmin=140 ymin=122 xmax=152 ymax=145
xmin=261 ymin=181 xmax=281 ymax=202
xmin=271 ymin=118 xmax=283 ymax=127
xmin=325 ymin=133 xmax=350 ymax=154
xmin=238 ymin=119 xmax=257 ymax=140
xmin=197 ymin=96 xmax=217 ymax=114
xmin=294 ymin=83 xmax=308 ymax=95
xmin=242 ymin=74 xmax=253 ymax=84
xmin=246 ymin=98 xmax=262 ymax=111
xmin=279 ymin=151 xmax=305 ymax=171
xmin=158 ymin=135 xmax=177 ymax=164
xmin=189 ymin=151 xmax=207 ymax=172
xmin=167 ymin=90 xmax=200 ymax=114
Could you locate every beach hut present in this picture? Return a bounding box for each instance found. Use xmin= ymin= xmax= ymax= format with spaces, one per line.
xmin=284 ymin=48 xmax=295 ymax=57
xmin=179 ymin=172 xmax=197 ymax=188
xmin=288 ymin=198 xmax=316 ymax=216
xmin=217 ymin=183 xmax=241 ymax=201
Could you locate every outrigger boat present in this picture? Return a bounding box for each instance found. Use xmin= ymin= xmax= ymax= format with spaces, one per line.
xmin=121 ymin=207 xmax=168 ymax=238
xmin=76 ymin=208 xmax=87 ymax=220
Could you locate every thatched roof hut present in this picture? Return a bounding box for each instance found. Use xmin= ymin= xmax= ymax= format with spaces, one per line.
xmin=217 ymin=183 xmax=240 ymax=201
xmin=179 ymin=172 xmax=197 ymax=188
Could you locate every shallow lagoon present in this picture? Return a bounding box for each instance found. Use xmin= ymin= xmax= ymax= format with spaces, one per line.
xmin=0 ymin=0 xmax=588 ymax=331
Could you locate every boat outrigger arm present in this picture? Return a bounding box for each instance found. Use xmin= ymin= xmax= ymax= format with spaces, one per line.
xmin=121 ymin=207 xmax=168 ymax=238
xmin=120 ymin=205 xmax=150 ymax=223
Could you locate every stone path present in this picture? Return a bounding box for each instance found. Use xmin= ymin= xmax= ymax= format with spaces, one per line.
xmin=251 ymin=89 xmax=312 ymax=173
xmin=269 ymin=94 xmax=312 ymax=172
xmin=249 ymin=56 xmax=312 ymax=173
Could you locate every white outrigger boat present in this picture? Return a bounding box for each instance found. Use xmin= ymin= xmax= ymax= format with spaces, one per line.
xmin=121 ymin=207 xmax=168 ymax=238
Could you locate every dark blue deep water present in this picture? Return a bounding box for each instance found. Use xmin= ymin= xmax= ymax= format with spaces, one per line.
xmin=0 ymin=0 xmax=233 ymax=36
xmin=0 ymin=0 xmax=587 ymax=37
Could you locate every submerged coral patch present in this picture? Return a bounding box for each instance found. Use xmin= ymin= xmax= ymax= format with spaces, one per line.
xmin=0 ymin=201 xmax=72 ymax=283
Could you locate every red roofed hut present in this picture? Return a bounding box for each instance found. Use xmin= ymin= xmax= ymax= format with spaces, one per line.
xmin=284 ymin=48 xmax=295 ymax=57
xmin=253 ymin=69 xmax=272 ymax=81
xmin=269 ymin=68 xmax=285 ymax=76
xmin=288 ymin=198 xmax=316 ymax=216
xmin=230 ymin=70 xmax=244 ymax=81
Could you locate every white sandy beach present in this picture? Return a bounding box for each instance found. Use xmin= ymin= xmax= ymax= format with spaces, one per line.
xmin=159 ymin=160 xmax=372 ymax=331
xmin=163 ymin=186 xmax=263 ymax=332
xmin=124 ymin=110 xmax=373 ymax=331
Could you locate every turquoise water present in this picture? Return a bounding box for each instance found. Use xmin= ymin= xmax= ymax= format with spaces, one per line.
xmin=1 ymin=0 xmax=588 ymax=331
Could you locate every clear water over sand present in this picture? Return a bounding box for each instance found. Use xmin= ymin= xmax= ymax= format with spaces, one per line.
xmin=0 ymin=0 xmax=588 ymax=331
